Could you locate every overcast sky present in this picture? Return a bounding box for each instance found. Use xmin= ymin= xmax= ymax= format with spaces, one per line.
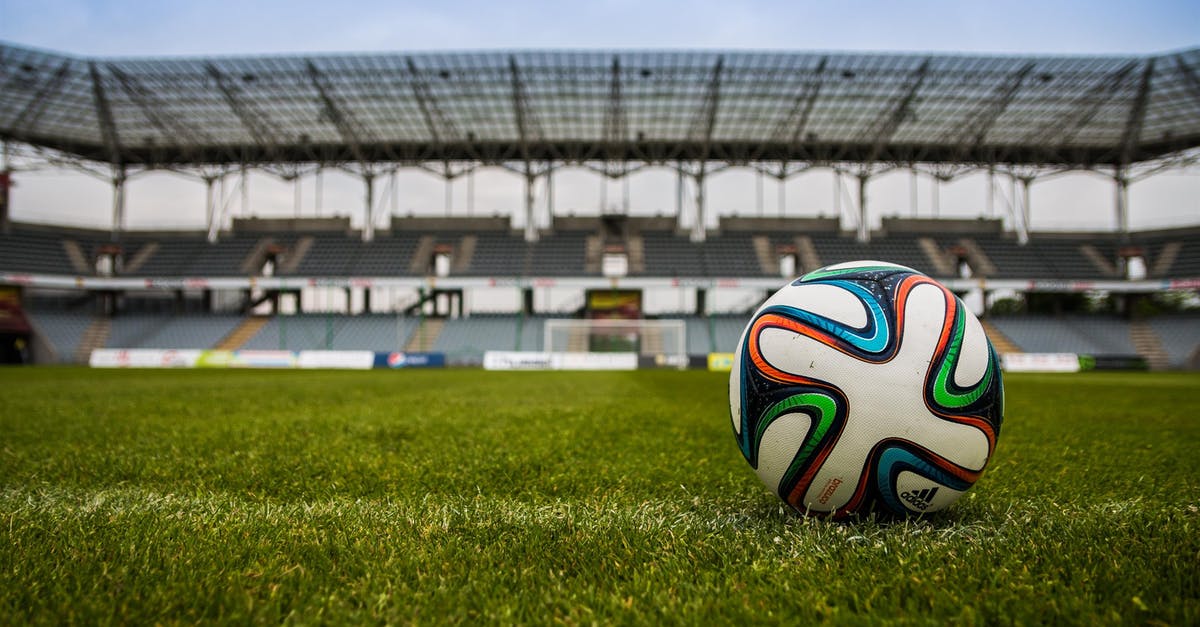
xmin=2 ymin=0 xmax=1198 ymax=232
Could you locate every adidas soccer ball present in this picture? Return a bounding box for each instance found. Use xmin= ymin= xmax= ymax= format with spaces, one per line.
xmin=729 ymin=260 xmax=1003 ymax=517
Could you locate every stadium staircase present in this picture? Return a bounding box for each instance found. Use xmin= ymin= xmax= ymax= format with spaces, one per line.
xmin=980 ymin=320 xmax=1022 ymax=355
xmin=215 ymin=316 xmax=269 ymax=350
xmin=917 ymin=238 xmax=956 ymax=276
xmin=1129 ymin=320 xmax=1171 ymax=371
xmin=1079 ymin=244 xmax=1119 ymax=277
xmin=409 ymin=236 xmax=436 ymax=274
xmin=453 ymin=235 xmax=477 ymax=273
xmin=957 ymin=239 xmax=997 ymax=277
xmin=123 ymin=242 xmax=159 ymax=273
xmin=406 ymin=318 xmax=444 ymax=351
xmin=74 ymin=317 xmax=111 ymax=363
xmin=1150 ymin=242 xmax=1181 ymax=277
xmin=752 ymin=236 xmax=777 ymax=276
xmin=277 ymin=236 xmax=314 ymax=274
xmin=61 ymin=240 xmax=92 ymax=274
xmin=584 ymin=236 xmax=604 ymax=274
xmin=626 ymin=236 xmax=646 ymax=274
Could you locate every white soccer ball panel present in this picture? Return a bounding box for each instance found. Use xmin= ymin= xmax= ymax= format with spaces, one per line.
xmin=954 ymin=309 xmax=990 ymax=388
xmin=755 ymin=411 xmax=813 ymax=499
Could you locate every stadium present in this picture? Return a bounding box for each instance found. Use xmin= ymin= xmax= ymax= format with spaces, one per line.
xmin=2 ymin=19 xmax=1199 ymax=626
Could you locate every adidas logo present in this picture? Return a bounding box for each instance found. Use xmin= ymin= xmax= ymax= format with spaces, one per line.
xmin=899 ymin=487 xmax=940 ymax=511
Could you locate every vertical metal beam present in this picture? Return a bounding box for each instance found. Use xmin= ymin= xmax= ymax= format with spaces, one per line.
xmin=293 ymin=175 xmax=302 ymax=218
xmin=110 ymin=165 xmax=126 ymax=243
xmin=315 ymin=167 xmax=324 ymax=216
xmin=856 ymin=173 xmax=869 ymax=243
xmin=1019 ymin=176 xmax=1032 ymax=245
xmin=205 ymin=175 xmax=219 ymax=243
xmin=675 ymin=166 xmax=685 ymax=223
xmin=240 ymin=164 xmax=249 ymax=218
xmin=363 ymin=172 xmax=376 ymax=242
xmin=691 ymin=172 xmax=706 ymax=243
xmin=1114 ymin=171 xmax=1130 ymax=242
xmin=523 ymin=169 xmax=537 ymax=242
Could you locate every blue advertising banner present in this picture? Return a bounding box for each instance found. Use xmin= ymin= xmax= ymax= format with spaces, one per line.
xmin=373 ymin=352 xmax=446 ymax=369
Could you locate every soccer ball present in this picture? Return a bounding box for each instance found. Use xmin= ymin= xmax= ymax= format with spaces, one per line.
xmin=729 ymin=260 xmax=1003 ymax=517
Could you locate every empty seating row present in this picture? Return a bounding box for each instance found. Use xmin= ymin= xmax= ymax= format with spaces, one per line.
xmin=3 ymin=227 xmax=1196 ymax=280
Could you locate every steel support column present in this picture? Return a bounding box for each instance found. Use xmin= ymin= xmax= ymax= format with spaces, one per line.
xmin=205 ymin=176 xmax=219 ymax=243
xmin=675 ymin=167 xmax=685 ymax=223
xmin=856 ymin=173 xmax=870 ymax=243
xmin=1114 ymin=172 xmax=1130 ymax=242
xmin=523 ymin=169 xmax=537 ymax=242
xmin=363 ymin=173 xmax=376 ymax=242
xmin=986 ymin=166 xmax=995 ymax=218
xmin=691 ymin=170 xmax=706 ymax=243
xmin=111 ymin=166 xmax=127 ymax=242
xmin=1010 ymin=176 xmax=1031 ymax=245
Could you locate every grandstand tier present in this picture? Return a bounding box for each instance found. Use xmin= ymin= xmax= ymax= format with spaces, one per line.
xmin=3 ymin=219 xmax=1197 ymax=283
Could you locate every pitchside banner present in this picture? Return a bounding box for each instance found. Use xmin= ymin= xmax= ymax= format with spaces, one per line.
xmin=373 ymin=352 xmax=446 ymax=368
xmin=483 ymin=351 xmax=638 ymax=371
xmin=297 ymin=350 xmax=374 ymax=369
xmin=707 ymin=353 xmax=735 ymax=372
xmin=90 ymin=349 xmax=202 ymax=368
xmin=1001 ymin=353 xmax=1081 ymax=373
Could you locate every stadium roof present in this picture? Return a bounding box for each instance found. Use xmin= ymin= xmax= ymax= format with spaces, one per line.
xmin=1 ymin=42 xmax=1199 ymax=169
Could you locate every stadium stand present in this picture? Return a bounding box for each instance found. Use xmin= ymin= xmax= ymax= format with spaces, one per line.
xmin=331 ymin=315 xmax=421 ymax=351
xmin=808 ymin=233 xmax=946 ymax=278
xmin=25 ymin=309 xmax=94 ymax=362
xmin=1147 ymin=315 xmax=1200 ymax=369
xmin=988 ymin=315 xmax=1138 ymax=355
xmin=238 ymin=314 xmax=421 ymax=351
xmin=106 ymin=313 xmax=243 ymax=349
xmin=432 ymin=314 xmax=546 ymax=363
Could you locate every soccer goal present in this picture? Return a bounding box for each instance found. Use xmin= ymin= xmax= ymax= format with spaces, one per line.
xmin=544 ymin=318 xmax=687 ymax=364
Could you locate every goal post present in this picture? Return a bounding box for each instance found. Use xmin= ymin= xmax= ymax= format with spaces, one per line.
xmin=544 ymin=318 xmax=687 ymax=361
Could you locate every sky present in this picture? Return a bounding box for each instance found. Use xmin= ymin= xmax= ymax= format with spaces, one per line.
xmin=2 ymin=0 xmax=1198 ymax=233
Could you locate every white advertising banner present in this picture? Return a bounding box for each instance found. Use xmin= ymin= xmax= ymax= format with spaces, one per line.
xmin=89 ymin=349 xmax=202 ymax=368
xmin=555 ymin=352 xmax=638 ymax=371
xmin=483 ymin=351 xmax=555 ymax=371
xmin=297 ymin=350 xmax=375 ymax=369
xmin=483 ymin=351 xmax=638 ymax=371
xmin=1001 ymin=353 xmax=1081 ymax=373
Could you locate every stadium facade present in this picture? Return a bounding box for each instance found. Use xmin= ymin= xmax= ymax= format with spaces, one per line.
xmin=0 ymin=43 xmax=1197 ymax=367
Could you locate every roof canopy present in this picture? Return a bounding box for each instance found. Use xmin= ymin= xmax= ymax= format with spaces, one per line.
xmin=2 ymin=43 xmax=1198 ymax=168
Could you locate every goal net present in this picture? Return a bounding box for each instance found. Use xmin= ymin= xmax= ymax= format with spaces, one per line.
xmin=544 ymin=318 xmax=687 ymax=362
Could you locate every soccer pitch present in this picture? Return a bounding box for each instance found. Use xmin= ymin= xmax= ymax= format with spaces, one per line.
xmin=1 ymin=368 xmax=1197 ymax=624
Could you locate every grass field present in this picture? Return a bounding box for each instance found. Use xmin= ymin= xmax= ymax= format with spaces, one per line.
xmin=1 ymin=368 xmax=1197 ymax=624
